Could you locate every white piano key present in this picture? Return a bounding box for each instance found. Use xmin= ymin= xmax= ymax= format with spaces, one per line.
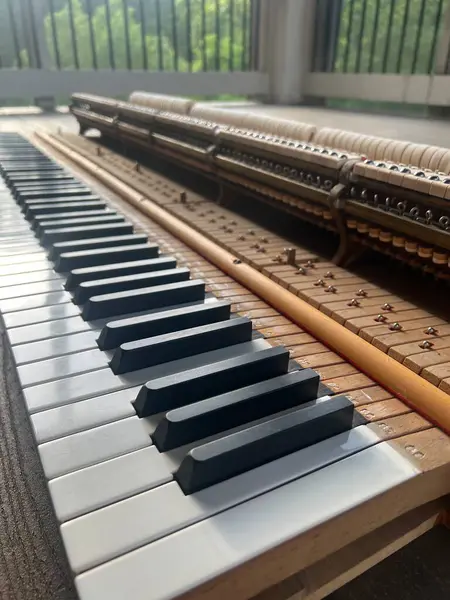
xmin=0 ymin=275 xmax=63 ymax=296
xmin=0 ymin=270 xmax=64 ymax=288
xmin=13 ymin=330 xmax=99 ymax=365
xmin=8 ymin=315 xmax=94 ymax=346
xmin=24 ymin=339 xmax=270 ymax=414
xmin=31 ymin=386 xmax=140 ymax=443
xmin=3 ymin=302 xmax=80 ymax=328
xmin=62 ymin=425 xmax=381 ymax=574
xmin=0 ymin=258 xmax=52 ymax=277
xmin=38 ymin=416 xmax=151 ymax=479
xmin=17 ymin=347 xmax=109 ymax=387
xmin=0 ymin=251 xmax=48 ymax=266
xmin=75 ymin=442 xmax=419 ymax=599
xmin=50 ymin=446 xmax=172 ymax=522
xmin=0 ymin=290 xmax=71 ymax=313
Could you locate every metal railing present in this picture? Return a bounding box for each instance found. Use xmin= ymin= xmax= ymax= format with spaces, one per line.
xmin=312 ymin=0 xmax=450 ymax=75
xmin=0 ymin=0 xmax=258 ymax=73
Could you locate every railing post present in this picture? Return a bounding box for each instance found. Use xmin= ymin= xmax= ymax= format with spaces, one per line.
xmin=434 ymin=2 xmax=450 ymax=74
xmin=261 ymin=0 xmax=316 ymax=104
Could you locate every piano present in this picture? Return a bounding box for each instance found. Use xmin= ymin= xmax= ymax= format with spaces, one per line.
xmin=0 ymin=128 xmax=449 ymax=600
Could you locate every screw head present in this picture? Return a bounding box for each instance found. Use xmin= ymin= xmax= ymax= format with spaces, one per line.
xmin=314 ymin=279 xmax=326 ymax=287
xmin=419 ymin=340 xmax=434 ymax=349
xmin=389 ymin=322 xmax=402 ymax=331
xmin=325 ymin=285 xmax=337 ymax=293
xmin=324 ymin=271 xmax=334 ymax=278
xmin=347 ymin=298 xmax=360 ymax=307
xmin=374 ymin=314 xmax=387 ymax=322
xmin=381 ymin=303 xmax=393 ymax=311
xmin=424 ymin=327 xmax=438 ymax=335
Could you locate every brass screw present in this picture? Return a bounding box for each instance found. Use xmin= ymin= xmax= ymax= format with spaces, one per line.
xmin=260 ymin=237 xmax=268 ymax=243
xmin=325 ymin=285 xmax=337 ymax=293
xmin=251 ymin=243 xmax=260 ymax=249
xmin=389 ymin=322 xmax=402 ymax=331
xmin=237 ymin=235 xmax=246 ymax=241
xmin=381 ymin=303 xmax=393 ymax=311
xmin=305 ymin=260 xmax=316 ymax=268
xmin=356 ymin=289 xmax=368 ymax=297
xmin=314 ymin=279 xmax=326 ymax=287
xmin=324 ymin=271 xmax=334 ymax=279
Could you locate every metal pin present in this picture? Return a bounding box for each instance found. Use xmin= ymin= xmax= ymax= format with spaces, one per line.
xmin=285 ymin=248 xmax=296 ymax=266
xmin=356 ymin=289 xmax=368 ymax=297
xmin=134 ymin=162 xmax=141 ymax=172
xmin=325 ymin=271 xmax=334 ymax=278
xmin=389 ymin=322 xmax=402 ymax=331
xmin=180 ymin=191 xmax=187 ymax=204
xmin=381 ymin=303 xmax=393 ymax=311
xmin=424 ymin=327 xmax=438 ymax=335
xmin=297 ymin=267 xmax=307 ymax=275
xmin=419 ymin=340 xmax=434 ymax=349
xmin=374 ymin=314 xmax=387 ymax=322
xmin=305 ymin=260 xmax=316 ymax=268
xmin=347 ymin=298 xmax=360 ymax=307
xmin=325 ymin=285 xmax=337 ymax=293
xmin=314 ymin=279 xmax=326 ymax=287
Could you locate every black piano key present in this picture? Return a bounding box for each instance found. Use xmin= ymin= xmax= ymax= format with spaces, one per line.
xmin=18 ymin=187 xmax=92 ymax=203
xmin=9 ymin=174 xmax=73 ymax=185
xmin=73 ymin=267 xmax=190 ymax=305
xmin=32 ymin=210 xmax=113 ymax=230
xmin=65 ymin=256 xmax=176 ymax=290
xmin=26 ymin=201 xmax=107 ymax=220
xmin=176 ymin=395 xmax=354 ymax=494
xmin=83 ymin=279 xmax=205 ymax=321
xmin=55 ymin=243 xmax=158 ymax=272
xmin=111 ymin=316 xmax=252 ymax=375
xmin=153 ymin=369 xmax=320 ymax=451
xmin=38 ymin=215 xmax=126 ymax=238
xmin=13 ymin=180 xmax=79 ymax=196
xmin=21 ymin=193 xmax=100 ymax=209
xmin=41 ymin=222 xmax=134 ymax=246
xmin=134 ymin=345 xmax=290 ymax=417
xmin=17 ymin=182 xmax=86 ymax=198
xmin=97 ymin=298 xmax=230 ymax=350
xmin=49 ymin=233 xmax=148 ymax=260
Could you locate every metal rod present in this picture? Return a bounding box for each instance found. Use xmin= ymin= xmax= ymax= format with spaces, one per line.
xmin=411 ymin=0 xmax=427 ymax=73
xmin=105 ymin=0 xmax=116 ymax=69
xmin=396 ymin=0 xmax=411 ymax=73
xmin=25 ymin=0 xmax=42 ymax=68
xmin=186 ymin=0 xmax=193 ymax=72
xmin=329 ymin=0 xmax=343 ymax=72
xmin=201 ymin=0 xmax=207 ymax=70
xmin=368 ymin=0 xmax=380 ymax=72
xmin=241 ymin=0 xmax=248 ymax=70
xmin=169 ymin=0 xmax=178 ymax=71
xmin=138 ymin=0 xmax=148 ymax=70
xmin=215 ymin=0 xmax=221 ymax=71
xmin=382 ymin=0 xmax=395 ymax=73
xmin=6 ymin=0 xmax=23 ymax=69
xmin=68 ymin=0 xmax=80 ymax=69
xmin=355 ymin=0 xmax=367 ymax=72
xmin=155 ymin=0 xmax=164 ymax=71
xmin=342 ymin=0 xmax=355 ymax=73
xmin=122 ymin=0 xmax=132 ymax=70
xmin=86 ymin=0 xmax=98 ymax=70
xmin=428 ymin=0 xmax=445 ymax=74
xmin=229 ymin=0 xmax=235 ymax=71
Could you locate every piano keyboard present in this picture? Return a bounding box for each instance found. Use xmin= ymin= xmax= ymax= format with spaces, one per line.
xmin=0 ymin=132 xmax=442 ymax=600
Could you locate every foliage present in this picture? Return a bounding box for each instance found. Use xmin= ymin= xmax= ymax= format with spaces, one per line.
xmin=41 ymin=0 xmax=251 ymax=72
xmin=332 ymin=0 xmax=449 ymax=74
